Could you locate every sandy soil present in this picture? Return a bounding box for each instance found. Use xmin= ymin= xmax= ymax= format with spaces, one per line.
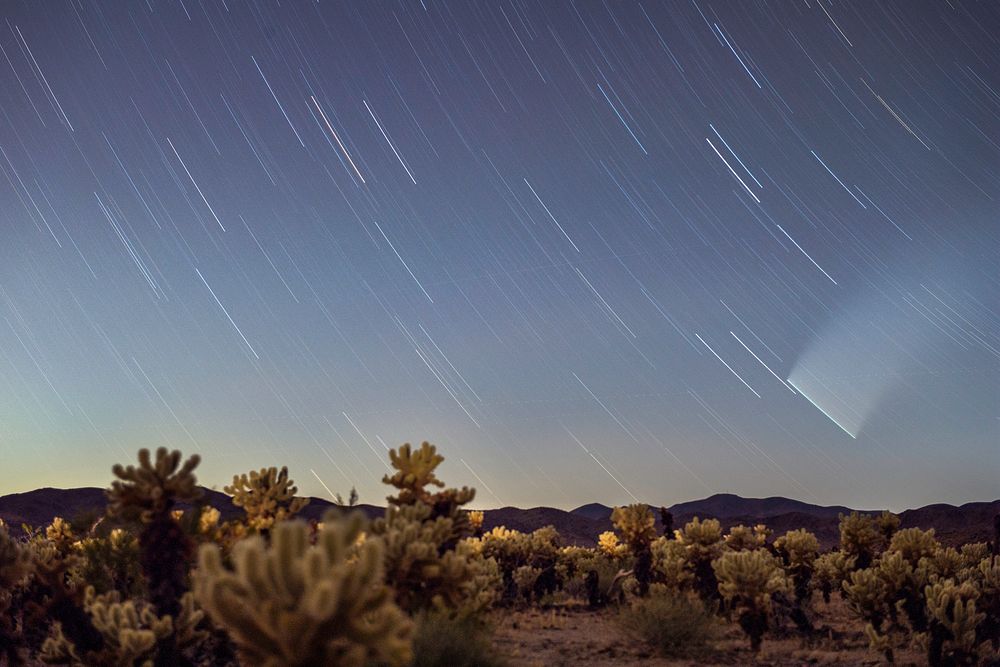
xmin=491 ymin=597 xmax=925 ymax=666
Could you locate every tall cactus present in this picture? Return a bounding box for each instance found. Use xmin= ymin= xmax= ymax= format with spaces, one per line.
xmin=924 ymin=580 xmax=985 ymax=666
xmin=713 ymin=549 xmax=789 ymax=652
xmin=611 ymin=504 xmax=656 ymax=596
xmin=774 ymin=528 xmax=819 ymax=633
xmin=676 ymin=517 xmax=724 ymax=603
xmin=193 ymin=510 xmax=413 ymax=667
xmin=107 ymin=448 xmax=201 ymax=665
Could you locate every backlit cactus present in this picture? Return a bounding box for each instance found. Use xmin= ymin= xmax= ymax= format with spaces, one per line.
xmin=813 ymin=550 xmax=855 ymax=603
xmin=888 ymin=527 xmax=940 ymax=567
xmin=611 ymin=504 xmax=657 ymax=596
xmin=724 ymin=524 xmax=768 ymax=551
xmin=774 ymin=528 xmax=819 ymax=632
xmin=838 ymin=512 xmax=881 ymax=570
xmin=597 ymin=531 xmax=627 ymax=560
xmin=924 ymin=579 xmax=985 ymax=665
xmin=225 ymin=466 xmax=308 ymax=533
xmin=107 ymin=448 xmax=202 ymax=664
xmin=372 ymin=441 xmax=498 ymax=613
xmin=676 ymin=517 xmax=724 ymax=602
xmin=193 ymin=510 xmax=413 ymax=667
xmin=713 ymin=549 xmax=789 ymax=652
xmin=40 ymin=587 xmax=204 ymax=667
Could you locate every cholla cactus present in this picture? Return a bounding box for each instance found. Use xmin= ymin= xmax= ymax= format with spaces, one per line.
xmin=611 ymin=504 xmax=656 ymax=596
xmin=106 ymin=448 xmax=202 ymax=664
xmin=774 ymin=529 xmax=820 ymax=632
xmin=225 ymin=466 xmax=308 ymax=533
xmin=650 ymin=536 xmax=693 ymax=592
xmin=383 ymin=442 xmax=474 ymax=520
xmin=839 ymin=512 xmax=881 ymax=570
xmin=876 ymin=511 xmax=901 ymax=542
xmin=597 ymin=531 xmax=627 ymax=560
xmin=372 ymin=442 xmax=497 ymax=613
xmin=921 ymin=546 xmax=963 ymax=583
xmin=725 ymin=525 xmax=767 ymax=551
xmin=843 ymin=567 xmax=890 ymax=632
xmin=677 ymin=517 xmax=724 ymax=602
xmin=888 ymin=527 xmax=939 ymax=567
xmin=46 ymin=517 xmax=75 ymax=552
xmin=611 ymin=505 xmax=656 ymax=550
xmin=108 ymin=448 xmax=201 ymax=523
xmin=959 ymin=543 xmax=990 ymax=570
xmin=813 ymin=551 xmax=855 ymax=603
xmin=1 ymin=526 xmax=34 ymax=663
xmin=198 ymin=506 xmax=221 ymax=537
xmin=40 ymin=587 xmax=204 ymax=667
xmin=479 ymin=525 xmax=562 ymax=603
xmin=194 ymin=510 xmax=413 ymax=667
xmin=969 ymin=556 xmax=1000 ymax=652
xmin=713 ymin=550 xmax=789 ymax=652
xmin=924 ymin=580 xmax=985 ymax=665
xmin=373 ymin=503 xmax=498 ymax=613
xmin=468 ymin=510 xmax=484 ymax=537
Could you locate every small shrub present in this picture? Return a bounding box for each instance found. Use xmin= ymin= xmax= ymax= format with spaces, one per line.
xmin=411 ymin=610 xmax=506 ymax=667
xmin=618 ymin=593 xmax=718 ymax=658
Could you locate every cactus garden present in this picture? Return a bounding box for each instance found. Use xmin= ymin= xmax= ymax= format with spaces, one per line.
xmin=0 ymin=442 xmax=996 ymax=666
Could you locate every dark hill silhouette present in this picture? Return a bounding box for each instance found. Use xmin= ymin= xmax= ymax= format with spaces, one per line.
xmin=667 ymin=492 xmax=866 ymax=520
xmin=1 ymin=487 xmax=996 ymax=551
xmin=570 ymin=502 xmax=614 ymax=521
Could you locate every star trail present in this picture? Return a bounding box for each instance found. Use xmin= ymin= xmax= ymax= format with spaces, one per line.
xmin=0 ymin=1 xmax=997 ymax=511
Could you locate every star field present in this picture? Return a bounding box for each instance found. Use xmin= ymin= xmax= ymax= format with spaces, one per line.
xmin=0 ymin=1 xmax=997 ymax=510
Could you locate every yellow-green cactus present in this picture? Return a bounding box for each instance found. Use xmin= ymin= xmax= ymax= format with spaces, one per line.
xmin=194 ymin=510 xmax=413 ymax=667
xmin=383 ymin=442 xmax=475 ymax=519
xmin=597 ymin=531 xmax=627 ymax=560
xmin=774 ymin=529 xmax=820 ymax=631
xmin=774 ymin=529 xmax=819 ymax=569
xmin=813 ymin=550 xmax=855 ymax=603
xmin=611 ymin=504 xmax=657 ymax=596
xmin=611 ymin=504 xmax=656 ymax=551
xmin=924 ymin=579 xmax=986 ymax=664
xmin=888 ymin=527 xmax=939 ymax=567
xmin=724 ymin=524 xmax=767 ymax=551
xmin=875 ymin=511 xmax=901 ymax=542
xmin=713 ymin=549 xmax=789 ymax=652
xmin=0 ymin=525 xmax=32 ymax=590
xmin=373 ymin=502 xmax=498 ymax=613
xmin=838 ymin=512 xmax=881 ymax=570
xmin=225 ymin=466 xmax=308 ymax=532
xmin=650 ymin=536 xmax=693 ymax=592
xmin=843 ymin=567 xmax=890 ymax=631
xmin=39 ymin=586 xmax=203 ymax=667
xmin=677 ymin=518 xmax=724 ymax=602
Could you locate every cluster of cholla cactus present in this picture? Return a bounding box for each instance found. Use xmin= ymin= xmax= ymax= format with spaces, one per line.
xmin=3 ymin=441 xmax=1000 ymax=665
xmin=477 ymin=525 xmax=562 ymax=603
xmin=832 ymin=512 xmax=1000 ymax=665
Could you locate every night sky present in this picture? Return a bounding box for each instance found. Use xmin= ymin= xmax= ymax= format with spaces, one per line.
xmin=0 ymin=1 xmax=997 ymax=511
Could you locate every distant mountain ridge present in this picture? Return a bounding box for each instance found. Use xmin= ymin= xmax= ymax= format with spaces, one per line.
xmin=1 ymin=487 xmax=996 ymax=550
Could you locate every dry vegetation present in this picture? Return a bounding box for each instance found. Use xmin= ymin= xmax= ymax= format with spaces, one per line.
xmin=0 ymin=442 xmax=998 ymax=666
